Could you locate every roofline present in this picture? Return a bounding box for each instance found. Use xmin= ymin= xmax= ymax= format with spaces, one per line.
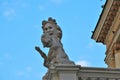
xmin=91 ymin=0 xmax=108 ymax=40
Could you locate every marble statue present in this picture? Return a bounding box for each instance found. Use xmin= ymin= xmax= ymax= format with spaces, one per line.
xmin=35 ymin=17 xmax=74 ymax=69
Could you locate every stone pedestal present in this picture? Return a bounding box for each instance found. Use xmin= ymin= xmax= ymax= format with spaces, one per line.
xmin=47 ymin=64 xmax=80 ymax=80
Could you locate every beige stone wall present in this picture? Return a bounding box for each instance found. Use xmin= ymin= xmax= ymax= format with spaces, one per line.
xmin=92 ymin=0 xmax=120 ymax=68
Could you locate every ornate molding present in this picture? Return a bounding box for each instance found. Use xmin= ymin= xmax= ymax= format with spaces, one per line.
xmin=113 ymin=41 xmax=120 ymax=51
xmin=97 ymin=0 xmax=120 ymax=44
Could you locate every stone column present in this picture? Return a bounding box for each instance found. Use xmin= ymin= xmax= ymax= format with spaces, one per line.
xmin=105 ymin=50 xmax=115 ymax=68
xmin=113 ymin=41 xmax=120 ymax=68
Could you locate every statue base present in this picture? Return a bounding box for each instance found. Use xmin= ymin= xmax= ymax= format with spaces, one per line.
xmin=44 ymin=64 xmax=80 ymax=80
xmin=42 ymin=64 xmax=120 ymax=80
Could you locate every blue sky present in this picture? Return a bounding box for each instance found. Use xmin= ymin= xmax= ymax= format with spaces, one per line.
xmin=0 ymin=0 xmax=106 ymax=80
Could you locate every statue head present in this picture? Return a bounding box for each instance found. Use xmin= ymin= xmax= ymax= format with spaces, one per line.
xmin=42 ymin=17 xmax=62 ymax=40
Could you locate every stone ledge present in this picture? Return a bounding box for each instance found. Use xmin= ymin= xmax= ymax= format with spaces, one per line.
xmin=47 ymin=65 xmax=120 ymax=80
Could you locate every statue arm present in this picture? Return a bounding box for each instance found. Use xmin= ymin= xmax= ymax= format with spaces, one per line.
xmin=35 ymin=46 xmax=49 ymax=68
xmin=35 ymin=46 xmax=47 ymax=59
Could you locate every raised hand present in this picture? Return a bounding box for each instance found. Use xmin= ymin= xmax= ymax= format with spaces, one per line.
xmin=35 ymin=46 xmax=41 ymax=52
xmin=35 ymin=46 xmax=49 ymax=68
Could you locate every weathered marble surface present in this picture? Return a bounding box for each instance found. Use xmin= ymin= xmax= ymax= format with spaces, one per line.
xmin=35 ymin=17 xmax=74 ymax=68
xmin=35 ymin=17 xmax=74 ymax=80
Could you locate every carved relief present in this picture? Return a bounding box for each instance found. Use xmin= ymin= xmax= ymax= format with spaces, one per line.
xmin=97 ymin=0 xmax=120 ymax=44
xmin=113 ymin=41 xmax=120 ymax=51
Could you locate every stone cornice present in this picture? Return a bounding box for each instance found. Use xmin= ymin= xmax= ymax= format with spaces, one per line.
xmin=91 ymin=0 xmax=112 ymax=41
xmin=47 ymin=65 xmax=120 ymax=80
xmin=97 ymin=0 xmax=120 ymax=44
xmin=92 ymin=0 xmax=120 ymax=44
xmin=78 ymin=67 xmax=120 ymax=78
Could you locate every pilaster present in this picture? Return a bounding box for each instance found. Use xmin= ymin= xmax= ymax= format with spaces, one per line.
xmin=105 ymin=50 xmax=115 ymax=68
xmin=113 ymin=41 xmax=120 ymax=68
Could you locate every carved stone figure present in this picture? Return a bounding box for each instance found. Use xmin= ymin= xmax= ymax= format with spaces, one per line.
xmin=35 ymin=17 xmax=74 ymax=69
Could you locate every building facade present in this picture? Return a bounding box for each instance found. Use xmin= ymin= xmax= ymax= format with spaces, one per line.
xmin=92 ymin=0 xmax=120 ymax=68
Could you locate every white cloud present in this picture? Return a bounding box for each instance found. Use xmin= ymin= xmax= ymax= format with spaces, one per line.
xmin=38 ymin=0 xmax=63 ymax=11
xmin=1 ymin=1 xmax=27 ymax=19
xmin=75 ymin=60 xmax=90 ymax=67
xmin=1 ymin=2 xmax=16 ymax=19
xmin=3 ymin=53 xmax=13 ymax=60
xmin=3 ymin=8 xmax=16 ymax=17
xmin=25 ymin=66 xmax=32 ymax=72
xmin=87 ymin=42 xmax=94 ymax=49
xmin=97 ymin=43 xmax=104 ymax=47
xmin=16 ymin=71 xmax=25 ymax=76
